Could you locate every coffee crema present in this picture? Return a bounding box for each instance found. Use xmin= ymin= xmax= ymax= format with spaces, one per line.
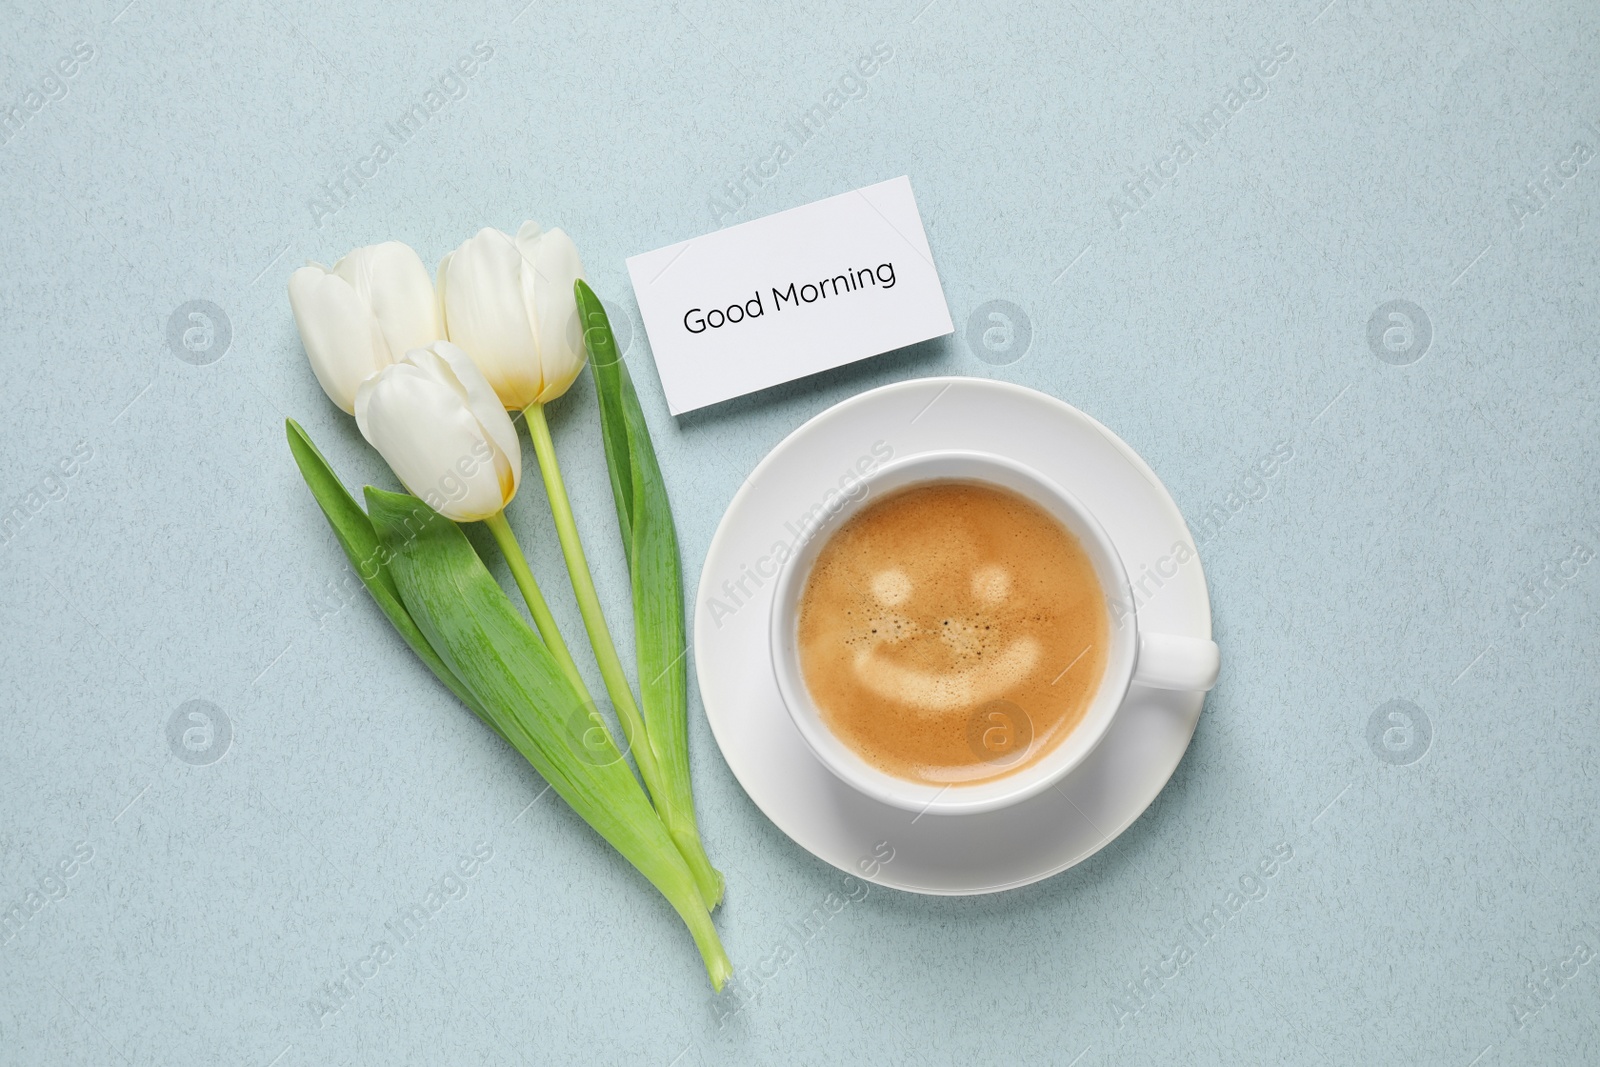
xmin=796 ymin=480 xmax=1109 ymax=785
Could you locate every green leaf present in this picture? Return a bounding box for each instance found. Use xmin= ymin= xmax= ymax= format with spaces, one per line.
xmin=627 ymin=396 xmax=698 ymax=832
xmin=364 ymin=486 xmax=731 ymax=989
xmin=579 ymin=283 xmax=636 ymax=551
xmin=284 ymin=419 xmax=502 ymax=740
xmin=576 ymin=282 xmax=724 ymax=907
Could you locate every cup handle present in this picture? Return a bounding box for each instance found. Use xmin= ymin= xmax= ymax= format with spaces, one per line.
xmin=1133 ymin=632 xmax=1220 ymax=691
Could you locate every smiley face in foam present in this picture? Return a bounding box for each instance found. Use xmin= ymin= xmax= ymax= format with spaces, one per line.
xmin=796 ymin=480 xmax=1109 ymax=785
xmin=850 ymin=564 xmax=1042 ymax=715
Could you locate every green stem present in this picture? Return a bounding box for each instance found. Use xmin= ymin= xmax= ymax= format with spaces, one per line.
xmin=523 ymin=404 xmax=672 ymax=816
xmin=483 ymin=510 xmax=590 ymax=703
xmin=677 ymin=891 xmax=734 ymax=991
xmin=668 ymin=822 xmax=725 ymax=910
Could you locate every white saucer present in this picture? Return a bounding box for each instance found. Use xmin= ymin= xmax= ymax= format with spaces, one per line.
xmin=694 ymin=377 xmax=1213 ymax=895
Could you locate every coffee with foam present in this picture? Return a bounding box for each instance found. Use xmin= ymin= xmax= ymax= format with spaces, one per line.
xmin=796 ymin=480 xmax=1109 ymax=785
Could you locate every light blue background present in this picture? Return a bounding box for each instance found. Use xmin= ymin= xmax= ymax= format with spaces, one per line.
xmin=2 ymin=0 xmax=1597 ymax=1064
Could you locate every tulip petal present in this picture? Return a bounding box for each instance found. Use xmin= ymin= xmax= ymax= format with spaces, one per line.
xmin=288 ymin=265 xmax=388 ymax=413
xmin=435 ymin=250 xmax=453 ymax=344
xmin=514 ymin=221 xmax=546 ymax=395
xmin=440 ymin=228 xmax=543 ymax=410
xmin=333 ymin=241 xmax=441 ymax=359
xmin=522 ymin=227 xmax=588 ymax=404
xmin=354 ymin=364 xmax=510 ymax=522
xmin=411 ymin=341 xmax=522 ymax=500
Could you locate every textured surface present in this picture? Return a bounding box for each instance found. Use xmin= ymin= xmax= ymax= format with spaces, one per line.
xmin=1 ymin=0 xmax=1596 ymax=1064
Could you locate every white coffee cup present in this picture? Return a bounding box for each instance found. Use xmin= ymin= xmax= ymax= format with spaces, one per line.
xmin=768 ymin=450 xmax=1219 ymax=817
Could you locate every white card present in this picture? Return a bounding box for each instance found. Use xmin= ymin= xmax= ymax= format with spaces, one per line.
xmin=625 ymin=176 xmax=953 ymax=415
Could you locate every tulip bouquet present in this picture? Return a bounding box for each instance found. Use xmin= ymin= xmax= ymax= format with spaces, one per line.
xmin=284 ymin=229 xmax=729 ymax=987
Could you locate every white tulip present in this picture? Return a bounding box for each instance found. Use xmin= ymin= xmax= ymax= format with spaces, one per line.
xmin=436 ymin=222 xmax=588 ymax=410
xmin=288 ymin=241 xmax=442 ymax=413
xmin=353 ymin=341 xmax=521 ymax=523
